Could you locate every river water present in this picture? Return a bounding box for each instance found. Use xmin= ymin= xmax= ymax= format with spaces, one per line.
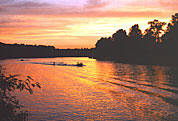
xmin=0 ymin=57 xmax=178 ymax=121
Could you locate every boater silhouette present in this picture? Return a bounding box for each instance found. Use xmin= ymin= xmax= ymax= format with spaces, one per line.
xmin=76 ymin=62 xmax=84 ymax=67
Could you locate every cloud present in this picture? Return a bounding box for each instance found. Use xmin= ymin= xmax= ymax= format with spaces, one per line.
xmin=0 ymin=0 xmax=173 ymax=33
xmin=8 ymin=1 xmax=49 ymax=8
xmin=125 ymin=0 xmax=178 ymax=11
xmin=85 ymin=0 xmax=109 ymax=9
xmin=0 ymin=0 xmax=51 ymax=15
xmin=158 ymin=0 xmax=178 ymax=10
xmin=51 ymin=10 xmax=168 ymax=18
xmin=0 ymin=0 xmax=14 ymax=4
xmin=0 ymin=0 xmax=175 ymax=18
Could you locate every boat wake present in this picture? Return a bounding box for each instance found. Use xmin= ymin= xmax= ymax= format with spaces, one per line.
xmin=30 ymin=62 xmax=85 ymax=67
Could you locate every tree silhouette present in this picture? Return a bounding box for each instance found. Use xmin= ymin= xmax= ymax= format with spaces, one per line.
xmin=163 ymin=13 xmax=178 ymax=43
xmin=112 ymin=29 xmax=128 ymax=57
xmin=128 ymin=24 xmax=143 ymax=56
xmin=112 ymin=29 xmax=128 ymax=43
xmin=128 ymin=24 xmax=142 ymax=39
xmin=95 ymin=37 xmax=112 ymax=57
xmin=162 ymin=13 xmax=178 ymax=56
xmin=147 ymin=19 xmax=166 ymax=43
xmin=95 ymin=37 xmax=112 ymax=49
xmin=93 ymin=13 xmax=178 ymax=65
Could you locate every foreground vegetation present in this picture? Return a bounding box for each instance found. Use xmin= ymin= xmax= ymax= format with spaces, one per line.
xmin=0 ymin=66 xmax=41 ymax=121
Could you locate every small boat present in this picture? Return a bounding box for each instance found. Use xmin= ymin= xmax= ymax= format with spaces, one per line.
xmin=20 ymin=59 xmax=24 ymax=61
xmin=75 ymin=62 xmax=84 ymax=67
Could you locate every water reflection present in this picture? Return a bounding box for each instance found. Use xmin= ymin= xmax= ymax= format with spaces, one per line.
xmin=0 ymin=57 xmax=178 ymax=120
xmin=103 ymin=63 xmax=178 ymax=120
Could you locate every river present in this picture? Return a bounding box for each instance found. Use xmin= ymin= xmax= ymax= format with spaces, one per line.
xmin=0 ymin=57 xmax=178 ymax=121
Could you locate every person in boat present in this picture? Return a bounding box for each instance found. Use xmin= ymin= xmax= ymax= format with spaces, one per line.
xmin=76 ymin=62 xmax=83 ymax=66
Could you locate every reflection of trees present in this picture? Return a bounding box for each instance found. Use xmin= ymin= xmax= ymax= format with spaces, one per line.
xmin=111 ymin=63 xmax=178 ymax=119
xmin=112 ymin=64 xmax=168 ymax=84
xmin=0 ymin=66 xmax=41 ymax=121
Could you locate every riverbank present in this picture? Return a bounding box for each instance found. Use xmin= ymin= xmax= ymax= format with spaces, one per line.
xmin=92 ymin=55 xmax=178 ymax=67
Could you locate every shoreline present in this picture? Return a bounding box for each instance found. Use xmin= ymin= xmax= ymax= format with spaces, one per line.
xmin=1 ymin=55 xmax=178 ymax=67
xmin=91 ymin=56 xmax=178 ymax=67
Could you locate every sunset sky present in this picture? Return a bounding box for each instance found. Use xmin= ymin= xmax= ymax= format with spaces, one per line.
xmin=0 ymin=0 xmax=177 ymax=48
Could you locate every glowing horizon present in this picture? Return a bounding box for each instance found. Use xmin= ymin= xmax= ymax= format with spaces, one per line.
xmin=0 ymin=0 xmax=177 ymax=48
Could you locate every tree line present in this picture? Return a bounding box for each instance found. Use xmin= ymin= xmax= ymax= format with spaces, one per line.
xmin=0 ymin=43 xmax=56 ymax=59
xmin=93 ymin=13 xmax=178 ymax=65
xmin=0 ymin=43 xmax=91 ymax=59
xmin=0 ymin=13 xmax=177 ymax=65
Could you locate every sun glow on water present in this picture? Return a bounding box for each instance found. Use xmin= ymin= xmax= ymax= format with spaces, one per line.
xmin=1 ymin=57 xmax=178 ymax=120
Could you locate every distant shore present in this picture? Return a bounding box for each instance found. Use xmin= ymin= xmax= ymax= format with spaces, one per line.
xmin=0 ymin=42 xmax=92 ymax=60
xmin=1 ymin=42 xmax=178 ymax=67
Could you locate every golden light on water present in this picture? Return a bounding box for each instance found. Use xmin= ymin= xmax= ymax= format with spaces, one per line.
xmin=1 ymin=0 xmax=178 ymax=120
xmin=1 ymin=57 xmax=178 ymax=120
